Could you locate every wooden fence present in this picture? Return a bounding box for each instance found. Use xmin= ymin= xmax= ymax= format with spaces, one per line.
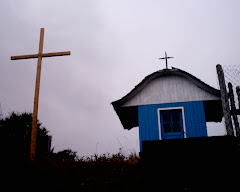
xmin=216 ymin=64 xmax=240 ymax=136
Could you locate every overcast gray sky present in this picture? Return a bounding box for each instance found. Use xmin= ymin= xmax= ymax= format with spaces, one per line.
xmin=1 ymin=0 xmax=239 ymax=157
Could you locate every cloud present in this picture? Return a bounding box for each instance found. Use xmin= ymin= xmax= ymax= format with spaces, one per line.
xmin=2 ymin=0 xmax=239 ymax=157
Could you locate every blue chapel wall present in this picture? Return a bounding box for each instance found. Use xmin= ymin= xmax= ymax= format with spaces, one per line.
xmin=138 ymin=101 xmax=208 ymax=151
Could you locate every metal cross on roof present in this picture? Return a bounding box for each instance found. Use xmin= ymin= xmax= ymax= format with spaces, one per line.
xmin=159 ymin=52 xmax=173 ymax=69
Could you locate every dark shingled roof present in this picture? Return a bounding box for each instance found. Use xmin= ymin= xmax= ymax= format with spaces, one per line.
xmin=111 ymin=67 xmax=222 ymax=130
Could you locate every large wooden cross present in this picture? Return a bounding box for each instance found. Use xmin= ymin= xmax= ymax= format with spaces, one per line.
xmin=159 ymin=52 xmax=173 ymax=69
xmin=11 ymin=28 xmax=70 ymax=160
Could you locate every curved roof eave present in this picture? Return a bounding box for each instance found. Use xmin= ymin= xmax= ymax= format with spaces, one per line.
xmin=112 ymin=68 xmax=221 ymax=108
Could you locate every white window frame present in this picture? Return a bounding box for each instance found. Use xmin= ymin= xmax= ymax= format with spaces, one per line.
xmin=157 ymin=107 xmax=187 ymax=140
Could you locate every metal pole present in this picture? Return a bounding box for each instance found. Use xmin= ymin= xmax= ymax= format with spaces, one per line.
xmin=165 ymin=52 xmax=168 ymax=69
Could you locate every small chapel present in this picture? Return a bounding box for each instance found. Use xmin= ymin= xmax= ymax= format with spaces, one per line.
xmin=112 ymin=65 xmax=223 ymax=151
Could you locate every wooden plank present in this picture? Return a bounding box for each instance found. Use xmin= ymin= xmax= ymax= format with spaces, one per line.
xmin=42 ymin=51 xmax=70 ymax=57
xmin=228 ymin=82 xmax=240 ymax=137
xmin=11 ymin=51 xmax=70 ymax=60
xmin=11 ymin=54 xmax=39 ymax=60
xmin=216 ymin=64 xmax=234 ymax=136
xmin=237 ymin=86 xmax=240 ymax=110
xmin=30 ymin=28 xmax=44 ymax=161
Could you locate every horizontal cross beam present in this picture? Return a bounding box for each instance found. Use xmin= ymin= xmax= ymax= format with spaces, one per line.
xmin=11 ymin=51 xmax=70 ymax=60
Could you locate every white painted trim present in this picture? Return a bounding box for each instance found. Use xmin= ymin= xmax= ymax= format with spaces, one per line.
xmin=157 ymin=107 xmax=187 ymax=140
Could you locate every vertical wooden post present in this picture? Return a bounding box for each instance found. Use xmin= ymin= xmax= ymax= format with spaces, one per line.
xmin=236 ymin=86 xmax=240 ymax=110
xmin=228 ymin=82 xmax=240 ymax=137
xmin=30 ymin=28 xmax=44 ymax=161
xmin=216 ymin=64 xmax=234 ymax=136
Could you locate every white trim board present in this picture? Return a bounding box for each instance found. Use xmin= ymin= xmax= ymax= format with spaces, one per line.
xmin=157 ymin=107 xmax=187 ymax=140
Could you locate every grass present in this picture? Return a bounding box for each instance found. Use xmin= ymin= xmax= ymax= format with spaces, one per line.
xmin=1 ymin=152 xmax=140 ymax=191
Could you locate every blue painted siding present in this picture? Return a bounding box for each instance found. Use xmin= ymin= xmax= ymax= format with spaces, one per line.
xmin=138 ymin=101 xmax=207 ymax=151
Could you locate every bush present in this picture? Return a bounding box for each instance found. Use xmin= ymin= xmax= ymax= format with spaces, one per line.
xmin=0 ymin=112 xmax=52 ymax=160
xmin=1 ymin=152 xmax=140 ymax=191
